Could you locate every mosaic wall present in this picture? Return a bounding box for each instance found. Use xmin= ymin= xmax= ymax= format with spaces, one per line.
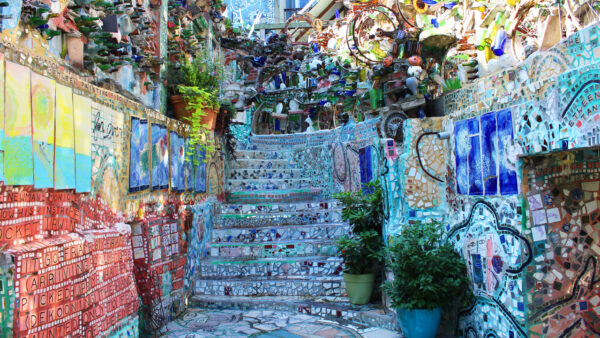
xmin=0 ymin=47 xmax=224 ymax=336
xmin=381 ymin=23 xmax=600 ymax=337
xmin=522 ymin=149 xmax=600 ymax=337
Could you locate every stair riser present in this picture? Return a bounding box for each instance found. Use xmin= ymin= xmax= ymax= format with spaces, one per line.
xmin=233 ymin=151 xmax=290 ymax=160
xmin=210 ymin=242 xmax=338 ymax=258
xmin=229 ymin=160 xmax=294 ymax=170
xmin=226 ymin=180 xmax=313 ymax=191
xmin=199 ymin=260 xmax=344 ymax=278
xmin=228 ymin=171 xmax=299 ymax=180
xmin=218 ymin=201 xmax=341 ymax=214
xmin=212 ymin=224 xmax=350 ymax=244
xmin=225 ymin=189 xmax=323 ymax=204
xmin=194 ymin=280 xmax=345 ymax=297
xmin=189 ymin=298 xmax=398 ymax=331
xmin=215 ymin=213 xmax=343 ymax=228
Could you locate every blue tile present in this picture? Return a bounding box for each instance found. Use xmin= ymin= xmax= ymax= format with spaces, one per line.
xmin=480 ymin=112 xmax=498 ymax=195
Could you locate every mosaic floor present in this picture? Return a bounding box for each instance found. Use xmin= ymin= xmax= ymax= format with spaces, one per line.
xmin=161 ymin=308 xmax=401 ymax=338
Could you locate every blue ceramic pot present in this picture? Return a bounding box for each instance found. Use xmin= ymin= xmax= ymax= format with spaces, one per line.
xmin=395 ymin=307 xmax=442 ymax=338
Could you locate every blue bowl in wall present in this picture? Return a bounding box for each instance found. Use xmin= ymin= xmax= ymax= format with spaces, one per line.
xmin=395 ymin=307 xmax=442 ymax=338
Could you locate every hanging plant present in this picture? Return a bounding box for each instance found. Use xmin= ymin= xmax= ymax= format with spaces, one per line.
xmin=178 ymin=86 xmax=220 ymax=163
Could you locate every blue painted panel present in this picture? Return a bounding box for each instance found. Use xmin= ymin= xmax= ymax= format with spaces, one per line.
xmin=480 ymin=112 xmax=498 ymax=195
xmin=184 ymin=138 xmax=193 ymax=191
xmin=195 ymin=147 xmax=207 ymax=193
xmin=469 ymin=135 xmax=483 ymax=195
xmin=468 ymin=117 xmax=479 ymax=134
xmin=170 ymin=131 xmax=178 ymax=191
xmin=128 ymin=117 xmax=150 ymax=192
xmin=151 ymin=123 xmax=169 ymax=190
xmin=359 ymin=146 xmax=373 ymax=184
xmin=497 ymin=109 xmax=518 ymax=195
xmin=454 ymin=120 xmax=470 ymax=194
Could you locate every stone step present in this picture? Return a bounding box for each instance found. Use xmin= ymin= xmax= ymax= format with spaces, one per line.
xmin=225 ymin=188 xmax=324 ymax=204
xmin=214 ymin=210 xmax=343 ymax=228
xmin=233 ymin=150 xmax=290 ymax=160
xmin=226 ymin=178 xmax=314 ymax=191
xmin=193 ymin=276 xmax=345 ymax=297
xmin=209 ymin=239 xmax=338 ymax=259
xmin=218 ymin=200 xmax=342 ymax=215
xmin=212 ymin=223 xmax=350 ymax=244
xmin=190 ymin=295 xmax=398 ymax=331
xmin=229 ymin=158 xmax=295 ymax=170
xmin=198 ymin=256 xmax=344 ymax=278
xmin=228 ymin=168 xmax=302 ymax=180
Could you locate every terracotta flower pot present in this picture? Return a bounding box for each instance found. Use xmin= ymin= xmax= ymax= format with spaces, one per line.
xmin=201 ymin=108 xmax=217 ymax=131
xmin=170 ymin=94 xmax=190 ymax=122
xmin=170 ymin=95 xmax=217 ymax=131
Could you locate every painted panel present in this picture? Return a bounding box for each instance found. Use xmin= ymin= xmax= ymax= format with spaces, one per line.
xmin=177 ymin=136 xmax=185 ymax=190
xmin=480 ymin=112 xmax=498 ymax=195
xmin=73 ymin=94 xmax=92 ymax=193
xmin=195 ymin=147 xmax=206 ymax=193
xmin=170 ymin=131 xmax=184 ymax=192
xmin=151 ymin=123 xmax=169 ymax=190
xmin=129 ymin=117 xmax=149 ymax=192
xmin=469 ymin=134 xmax=483 ymax=195
xmin=454 ymin=119 xmax=469 ymax=195
xmin=4 ymin=61 xmax=33 ymax=186
xmin=55 ymin=84 xmax=76 ymax=190
xmin=184 ymin=138 xmax=193 ymax=191
xmin=31 ymin=73 xmax=55 ymax=189
xmin=497 ymin=109 xmax=518 ymax=195
xmin=359 ymin=145 xmax=372 ymax=185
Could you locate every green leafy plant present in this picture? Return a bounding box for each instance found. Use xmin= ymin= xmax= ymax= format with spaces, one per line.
xmin=333 ymin=180 xmax=384 ymax=235
xmin=334 ymin=181 xmax=384 ymax=274
xmin=383 ymin=220 xmax=473 ymax=310
xmin=179 ymin=86 xmax=219 ymax=164
xmin=337 ymin=230 xmax=381 ymax=274
xmin=166 ymin=48 xmax=223 ymax=97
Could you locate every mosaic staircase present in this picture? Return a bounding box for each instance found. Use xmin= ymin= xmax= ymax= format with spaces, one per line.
xmin=192 ymin=144 xmax=397 ymax=330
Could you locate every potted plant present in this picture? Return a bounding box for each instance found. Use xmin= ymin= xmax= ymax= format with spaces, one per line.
xmin=383 ymin=220 xmax=473 ymax=338
xmin=166 ymin=49 xmax=222 ymax=129
xmin=336 ymin=230 xmax=381 ymax=304
xmin=334 ymin=181 xmax=384 ymax=305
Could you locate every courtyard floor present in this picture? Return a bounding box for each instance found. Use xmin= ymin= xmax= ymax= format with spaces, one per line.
xmin=160 ymin=308 xmax=401 ymax=338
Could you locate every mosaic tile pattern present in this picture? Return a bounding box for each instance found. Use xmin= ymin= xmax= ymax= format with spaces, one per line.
xmin=212 ymin=223 xmax=350 ymax=244
xmin=190 ymin=296 xmax=398 ymax=331
xmin=199 ymin=256 xmax=344 ymax=278
xmin=522 ymin=149 xmax=600 ymax=337
xmin=195 ymin=276 xmax=345 ymax=297
xmin=161 ymin=308 xmax=394 ymax=338
xmin=402 ymin=118 xmax=446 ymax=209
xmin=215 ymin=210 xmax=343 ymax=228
xmin=226 ymin=177 xmax=315 ymax=191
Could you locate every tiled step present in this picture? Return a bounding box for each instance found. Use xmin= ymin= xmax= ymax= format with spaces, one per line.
xmin=190 ymin=295 xmax=398 ymax=331
xmin=214 ymin=210 xmax=343 ymax=228
xmin=228 ymin=168 xmax=302 ymax=180
xmin=193 ymin=276 xmax=345 ymax=297
xmin=229 ymin=158 xmax=295 ymax=170
xmin=212 ymin=223 xmax=350 ymax=244
xmin=233 ymin=150 xmax=290 ymax=160
xmin=209 ymin=239 xmax=338 ymax=258
xmin=225 ymin=188 xmax=324 ymax=204
xmin=198 ymin=256 xmax=344 ymax=278
xmin=218 ymin=200 xmax=341 ymax=215
xmin=226 ymin=178 xmax=314 ymax=191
